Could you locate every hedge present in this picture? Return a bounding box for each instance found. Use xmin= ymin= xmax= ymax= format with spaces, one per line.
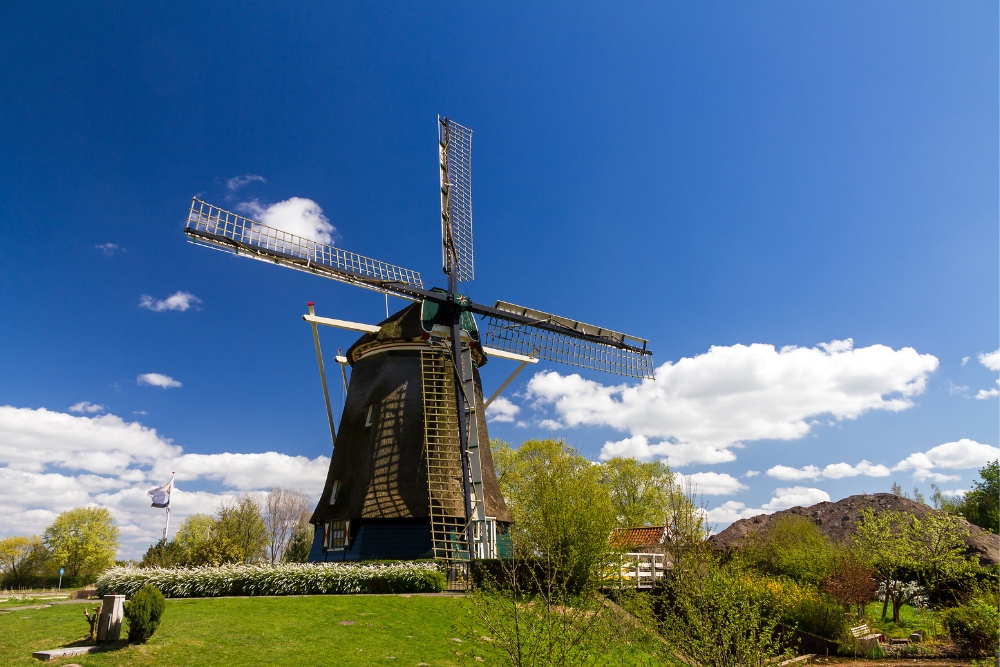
xmin=96 ymin=562 xmax=446 ymax=598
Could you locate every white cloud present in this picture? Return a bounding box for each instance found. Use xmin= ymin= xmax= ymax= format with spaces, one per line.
xmin=137 ymin=373 xmax=182 ymax=389
xmin=766 ymin=459 xmax=890 ymax=481
xmin=744 ymin=470 xmax=760 ymax=478
xmin=675 ymin=472 xmax=747 ymax=495
xmin=226 ymin=174 xmax=266 ymax=191
xmin=975 ymin=387 xmax=1000 ymax=400
xmin=0 ymin=406 xmax=328 ymax=557
xmin=979 ymin=349 xmax=1000 ymax=372
xmin=239 ymin=197 xmax=337 ymax=244
xmin=486 ymin=397 xmax=520 ymax=423
xmin=599 ymin=435 xmax=736 ymax=467
xmin=69 ymin=401 xmax=105 ymax=414
xmin=139 ymin=291 xmax=202 ymax=312
xmin=704 ymin=486 xmax=831 ymax=527
xmin=538 ymin=419 xmax=563 ymax=431
xmin=894 ymin=439 xmax=1000 ymax=482
xmin=939 ymin=488 xmax=968 ymax=498
xmin=95 ymin=242 xmax=120 ymax=256
xmin=529 ymin=339 xmax=938 ymax=467
xmin=961 ymin=356 xmax=970 ymax=366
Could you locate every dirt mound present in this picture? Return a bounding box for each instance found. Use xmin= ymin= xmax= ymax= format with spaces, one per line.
xmin=708 ymin=492 xmax=999 ymax=566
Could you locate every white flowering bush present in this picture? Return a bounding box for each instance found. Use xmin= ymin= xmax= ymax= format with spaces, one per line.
xmin=96 ymin=562 xmax=445 ymax=598
xmin=877 ymin=580 xmax=928 ymax=609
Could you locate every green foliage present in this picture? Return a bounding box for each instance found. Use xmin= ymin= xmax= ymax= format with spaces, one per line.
xmin=140 ymin=539 xmax=186 ymax=568
xmin=600 ymin=457 xmax=674 ymax=528
xmin=173 ymin=513 xmax=214 ymax=557
xmin=214 ymin=494 xmax=269 ymax=563
xmin=0 ymin=535 xmax=48 ymax=587
xmin=283 ymin=524 xmax=313 ymax=563
xmin=907 ymin=511 xmax=973 ymax=600
xmin=737 ymin=514 xmax=842 ymax=585
xmin=43 ymin=506 xmax=120 ymax=577
xmin=655 ymin=555 xmax=789 ymax=667
xmin=96 ymin=562 xmax=446 ymax=597
xmin=124 ymin=584 xmax=166 ymax=643
xmin=941 ymin=590 xmax=999 ymax=654
xmin=494 ymin=439 xmax=617 ymax=593
xmin=187 ymin=534 xmax=243 ymax=566
xmin=959 ymin=460 xmax=999 ymax=533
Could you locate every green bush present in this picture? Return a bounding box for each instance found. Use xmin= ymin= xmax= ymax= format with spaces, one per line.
xmin=124 ymin=584 xmax=166 ymax=643
xmin=942 ymin=593 xmax=999 ymax=654
xmin=96 ymin=562 xmax=446 ymax=598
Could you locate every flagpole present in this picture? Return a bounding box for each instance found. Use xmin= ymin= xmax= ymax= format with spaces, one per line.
xmin=163 ymin=506 xmax=171 ymax=541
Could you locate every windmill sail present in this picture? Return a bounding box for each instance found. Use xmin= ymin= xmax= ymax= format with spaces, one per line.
xmin=439 ymin=118 xmax=474 ymax=282
xmin=480 ymin=301 xmax=655 ymax=379
xmin=185 ymin=199 xmax=424 ymax=296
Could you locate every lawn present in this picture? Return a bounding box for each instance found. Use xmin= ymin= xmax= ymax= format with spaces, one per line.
xmin=0 ymin=594 xmax=481 ymax=666
xmin=864 ymin=602 xmax=944 ymax=640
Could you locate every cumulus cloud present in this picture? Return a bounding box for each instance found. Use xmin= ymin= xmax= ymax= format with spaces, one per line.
xmin=675 ymin=472 xmax=747 ymax=495
xmin=527 ymin=339 xmax=938 ymax=467
xmin=0 ymin=406 xmax=328 ymax=557
xmin=538 ymin=419 xmax=563 ymax=431
xmin=767 ymin=460 xmax=891 ymax=481
xmin=486 ymin=397 xmax=520 ymax=423
xmin=137 ymin=373 xmax=182 ymax=389
xmin=599 ymin=435 xmax=736 ymax=467
xmin=894 ymin=439 xmax=1000 ymax=481
xmin=975 ymin=387 xmax=999 ymax=400
xmin=139 ymin=291 xmax=202 ymax=312
xmin=69 ymin=401 xmax=105 ymax=414
xmin=744 ymin=470 xmax=760 ymax=478
xmin=239 ymin=197 xmax=337 ymax=244
xmin=226 ymin=174 xmax=266 ymax=192
xmin=95 ymin=243 xmax=120 ymax=256
xmin=705 ymin=486 xmax=831 ymax=526
xmin=979 ymin=350 xmax=1000 ymax=372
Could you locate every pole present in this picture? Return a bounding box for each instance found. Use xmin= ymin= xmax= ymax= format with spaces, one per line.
xmin=307 ymin=302 xmax=337 ymax=447
xmin=58 ymin=568 xmax=63 ymax=591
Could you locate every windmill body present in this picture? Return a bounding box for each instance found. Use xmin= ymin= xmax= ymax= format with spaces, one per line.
xmin=184 ymin=117 xmax=654 ymax=567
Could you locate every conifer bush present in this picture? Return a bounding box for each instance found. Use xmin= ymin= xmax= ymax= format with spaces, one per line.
xmin=124 ymin=584 xmax=166 ymax=643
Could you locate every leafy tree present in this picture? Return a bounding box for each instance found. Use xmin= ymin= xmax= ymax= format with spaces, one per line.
xmin=738 ymin=514 xmax=841 ymax=585
xmin=43 ymin=506 xmax=120 ymax=577
xmin=0 ymin=535 xmax=48 ymax=586
xmin=852 ymin=508 xmax=915 ymax=622
xmin=140 ymin=539 xmax=186 ymax=568
xmin=822 ymin=551 xmax=877 ymax=620
xmin=262 ymin=487 xmax=313 ymax=563
xmin=908 ymin=511 xmax=974 ymax=602
xmin=174 ymin=513 xmax=214 ymax=562
xmin=283 ymin=524 xmax=313 ymax=563
xmin=959 ymin=460 xmax=999 ymax=533
xmin=930 ymin=484 xmax=963 ymax=513
xmin=600 ymin=457 xmax=675 ymax=528
xmin=187 ymin=534 xmax=242 ymax=566
xmin=214 ymin=494 xmax=269 ymax=564
xmin=494 ymin=439 xmax=617 ymax=592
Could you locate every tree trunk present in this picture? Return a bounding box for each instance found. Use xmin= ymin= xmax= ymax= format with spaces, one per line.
xmin=880 ymin=586 xmax=889 ymax=620
xmin=892 ymin=595 xmax=902 ymax=623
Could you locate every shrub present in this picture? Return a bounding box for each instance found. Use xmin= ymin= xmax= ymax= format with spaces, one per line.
xmin=124 ymin=584 xmax=166 ymax=643
xmin=96 ymin=561 xmax=446 ymax=598
xmin=942 ymin=593 xmax=999 ymax=654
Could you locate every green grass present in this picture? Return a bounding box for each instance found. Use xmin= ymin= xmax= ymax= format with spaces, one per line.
xmin=864 ymin=601 xmax=944 ymax=639
xmin=0 ymin=594 xmax=480 ymax=666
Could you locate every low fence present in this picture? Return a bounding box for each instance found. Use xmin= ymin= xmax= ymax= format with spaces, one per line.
xmin=612 ymin=553 xmax=669 ymax=589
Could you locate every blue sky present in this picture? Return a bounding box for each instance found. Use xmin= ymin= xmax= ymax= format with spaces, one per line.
xmin=1 ymin=2 xmax=997 ymax=555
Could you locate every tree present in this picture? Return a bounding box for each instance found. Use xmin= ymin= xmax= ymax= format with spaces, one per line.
xmin=174 ymin=513 xmax=214 ymax=561
xmin=822 ymin=551 xmax=877 ymax=619
xmin=140 ymin=539 xmax=186 ymax=568
xmin=740 ymin=514 xmax=842 ymax=586
xmin=262 ymin=487 xmax=313 ymax=564
xmin=283 ymin=524 xmax=313 ymax=563
xmin=600 ymin=457 xmax=675 ymax=528
xmin=43 ymin=507 xmax=120 ymax=577
xmin=852 ymin=508 xmax=915 ymax=622
xmin=0 ymin=535 xmax=47 ymax=586
xmin=214 ymin=494 xmax=269 ymax=564
xmin=959 ymin=460 xmax=998 ymax=533
xmin=494 ymin=439 xmax=617 ymax=592
xmin=907 ymin=511 xmax=973 ymax=601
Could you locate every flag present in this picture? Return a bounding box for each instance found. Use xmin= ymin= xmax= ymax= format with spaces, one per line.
xmin=148 ymin=473 xmax=174 ymax=508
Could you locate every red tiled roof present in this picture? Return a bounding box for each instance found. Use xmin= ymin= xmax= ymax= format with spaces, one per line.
xmin=609 ymin=525 xmax=666 ymax=548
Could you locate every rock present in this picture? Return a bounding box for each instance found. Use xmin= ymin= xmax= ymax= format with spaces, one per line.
xmin=709 ymin=493 xmax=999 ymax=566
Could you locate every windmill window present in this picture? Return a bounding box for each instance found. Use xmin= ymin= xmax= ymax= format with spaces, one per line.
xmin=364 ymin=403 xmax=377 ymax=427
xmin=325 ymin=519 xmax=349 ymax=550
xmin=329 ymin=480 xmax=341 ymax=505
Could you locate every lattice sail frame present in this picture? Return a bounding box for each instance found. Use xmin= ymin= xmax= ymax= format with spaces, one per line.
xmin=439 ymin=118 xmax=474 ymax=282
xmin=185 ymin=199 xmax=424 ymax=293
xmin=482 ymin=317 xmax=655 ymax=379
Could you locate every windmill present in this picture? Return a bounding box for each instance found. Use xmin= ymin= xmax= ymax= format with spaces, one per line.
xmin=184 ymin=117 xmax=654 ymax=568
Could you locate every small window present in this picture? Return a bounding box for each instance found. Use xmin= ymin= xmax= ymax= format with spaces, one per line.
xmin=364 ymin=404 xmax=376 ymax=427
xmin=326 ymin=519 xmax=350 ymax=550
xmin=329 ymin=480 xmax=341 ymax=506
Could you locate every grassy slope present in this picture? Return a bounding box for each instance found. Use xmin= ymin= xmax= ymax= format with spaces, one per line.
xmin=864 ymin=602 xmax=944 ymax=639
xmin=0 ymin=594 xmax=478 ymax=666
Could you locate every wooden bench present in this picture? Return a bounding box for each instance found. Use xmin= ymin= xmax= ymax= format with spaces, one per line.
xmin=850 ymin=624 xmax=885 ymax=644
